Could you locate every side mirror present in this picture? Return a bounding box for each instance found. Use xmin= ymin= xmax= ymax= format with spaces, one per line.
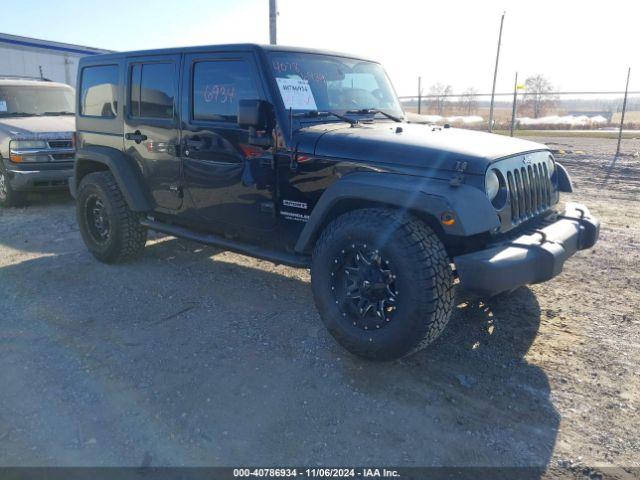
xmin=238 ymin=99 xmax=273 ymax=147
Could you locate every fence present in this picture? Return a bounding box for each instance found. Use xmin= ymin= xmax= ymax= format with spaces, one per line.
xmin=398 ymin=90 xmax=640 ymax=143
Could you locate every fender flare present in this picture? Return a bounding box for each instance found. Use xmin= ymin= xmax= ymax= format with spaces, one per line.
xmin=294 ymin=172 xmax=499 ymax=253
xmin=74 ymin=145 xmax=154 ymax=212
xmin=555 ymin=162 xmax=573 ymax=193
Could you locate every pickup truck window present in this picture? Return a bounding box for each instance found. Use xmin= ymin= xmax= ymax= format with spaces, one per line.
xmin=80 ymin=64 xmax=119 ymax=118
xmin=0 ymin=85 xmax=74 ymax=117
xmin=192 ymin=60 xmax=258 ymax=123
xmin=269 ymin=53 xmax=402 ymax=116
xmin=130 ymin=62 xmax=175 ymax=119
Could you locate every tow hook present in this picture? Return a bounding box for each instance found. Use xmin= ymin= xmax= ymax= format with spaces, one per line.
xmin=558 ymin=208 xmax=587 ymax=248
xmin=532 ymin=230 xmax=548 ymax=244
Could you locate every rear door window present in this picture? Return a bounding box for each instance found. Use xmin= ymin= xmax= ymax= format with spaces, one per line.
xmin=80 ymin=64 xmax=119 ymax=117
xmin=192 ymin=60 xmax=258 ymax=123
xmin=129 ymin=62 xmax=175 ymax=119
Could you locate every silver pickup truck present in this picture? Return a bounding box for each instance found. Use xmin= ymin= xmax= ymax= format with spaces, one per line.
xmin=0 ymin=78 xmax=75 ymax=207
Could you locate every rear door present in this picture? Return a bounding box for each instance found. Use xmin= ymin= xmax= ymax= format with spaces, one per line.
xmin=124 ymin=54 xmax=182 ymax=211
xmin=180 ymin=51 xmax=276 ymax=233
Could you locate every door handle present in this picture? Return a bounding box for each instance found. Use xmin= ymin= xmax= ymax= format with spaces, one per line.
xmin=184 ymin=138 xmax=204 ymax=148
xmin=125 ymin=130 xmax=148 ymax=144
xmin=183 ymin=137 xmax=204 ymax=157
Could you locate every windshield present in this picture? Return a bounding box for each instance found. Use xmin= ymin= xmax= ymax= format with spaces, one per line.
xmin=269 ymin=52 xmax=403 ymax=118
xmin=0 ymin=85 xmax=75 ymax=117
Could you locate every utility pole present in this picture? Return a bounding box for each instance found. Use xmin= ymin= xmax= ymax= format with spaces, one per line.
xmin=269 ymin=0 xmax=278 ymax=45
xmin=510 ymin=72 xmax=518 ymax=137
xmin=604 ymin=67 xmax=632 ymax=183
xmin=488 ymin=11 xmax=505 ymax=133
xmin=615 ymin=67 xmax=631 ymax=158
xmin=417 ymin=76 xmax=422 ymax=114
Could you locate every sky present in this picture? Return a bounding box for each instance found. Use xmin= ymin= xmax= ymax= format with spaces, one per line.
xmin=2 ymin=0 xmax=639 ymax=96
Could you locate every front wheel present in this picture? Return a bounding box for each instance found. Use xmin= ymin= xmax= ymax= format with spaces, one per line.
xmin=76 ymin=171 xmax=147 ymax=263
xmin=0 ymin=166 xmax=27 ymax=207
xmin=311 ymin=208 xmax=454 ymax=361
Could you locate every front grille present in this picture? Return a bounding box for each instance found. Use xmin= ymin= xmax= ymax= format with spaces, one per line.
xmin=491 ymin=151 xmax=558 ymax=231
xmin=506 ymin=161 xmax=553 ymax=224
xmin=48 ymin=140 xmax=73 ymax=149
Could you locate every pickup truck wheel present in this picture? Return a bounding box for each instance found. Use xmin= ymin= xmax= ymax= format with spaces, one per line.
xmin=0 ymin=167 xmax=27 ymax=207
xmin=77 ymin=171 xmax=147 ymax=263
xmin=311 ymin=208 xmax=454 ymax=360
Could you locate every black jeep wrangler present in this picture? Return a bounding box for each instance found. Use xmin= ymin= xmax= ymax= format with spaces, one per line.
xmin=72 ymin=44 xmax=599 ymax=360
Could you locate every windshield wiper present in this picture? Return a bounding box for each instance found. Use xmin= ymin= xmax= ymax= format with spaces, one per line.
xmin=43 ymin=111 xmax=75 ymax=116
xmin=293 ymin=110 xmax=359 ymax=126
xmin=346 ymin=108 xmax=403 ymax=123
xmin=0 ymin=112 xmax=42 ymax=117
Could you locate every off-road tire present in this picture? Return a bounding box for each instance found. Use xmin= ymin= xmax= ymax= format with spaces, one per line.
xmin=77 ymin=171 xmax=147 ymax=263
xmin=0 ymin=165 xmax=28 ymax=207
xmin=311 ymin=208 xmax=454 ymax=360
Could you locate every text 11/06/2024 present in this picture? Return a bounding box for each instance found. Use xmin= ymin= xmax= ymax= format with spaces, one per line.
xmin=233 ymin=468 xmax=401 ymax=478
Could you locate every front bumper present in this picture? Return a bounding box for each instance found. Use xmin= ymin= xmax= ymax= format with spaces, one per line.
xmin=454 ymin=202 xmax=599 ymax=297
xmin=7 ymin=167 xmax=73 ymax=191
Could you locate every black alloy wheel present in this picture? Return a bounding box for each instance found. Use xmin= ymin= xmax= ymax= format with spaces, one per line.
xmin=85 ymin=195 xmax=111 ymax=244
xmin=330 ymin=243 xmax=399 ymax=331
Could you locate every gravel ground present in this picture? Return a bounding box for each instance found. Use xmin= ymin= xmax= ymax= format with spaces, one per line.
xmin=0 ymin=136 xmax=638 ymax=477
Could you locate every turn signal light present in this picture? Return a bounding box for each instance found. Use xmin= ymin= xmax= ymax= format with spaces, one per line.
xmin=440 ymin=212 xmax=456 ymax=226
xmin=9 ymin=154 xmax=23 ymax=163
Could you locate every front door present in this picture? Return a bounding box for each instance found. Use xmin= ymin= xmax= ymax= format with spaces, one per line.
xmin=124 ymin=54 xmax=182 ymax=211
xmin=180 ymin=51 xmax=276 ymax=234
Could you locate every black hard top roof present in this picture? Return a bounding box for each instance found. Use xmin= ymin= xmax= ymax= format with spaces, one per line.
xmin=79 ymin=43 xmax=377 ymax=64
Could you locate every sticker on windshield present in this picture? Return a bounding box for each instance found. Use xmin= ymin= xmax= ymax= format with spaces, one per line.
xmin=276 ymin=78 xmax=317 ymax=110
xmin=0 ymin=100 xmax=7 ymax=112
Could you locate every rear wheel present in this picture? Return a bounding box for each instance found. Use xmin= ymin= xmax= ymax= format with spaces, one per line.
xmin=311 ymin=208 xmax=454 ymax=360
xmin=77 ymin=171 xmax=147 ymax=263
xmin=0 ymin=166 xmax=27 ymax=207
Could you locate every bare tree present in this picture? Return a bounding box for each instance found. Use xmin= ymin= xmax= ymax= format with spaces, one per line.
xmin=428 ymin=83 xmax=453 ymax=115
xmin=522 ymin=75 xmax=557 ymax=118
xmin=460 ymin=87 xmax=479 ymax=115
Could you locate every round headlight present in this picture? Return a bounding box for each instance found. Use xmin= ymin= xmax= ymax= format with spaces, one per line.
xmin=485 ymin=169 xmax=500 ymax=201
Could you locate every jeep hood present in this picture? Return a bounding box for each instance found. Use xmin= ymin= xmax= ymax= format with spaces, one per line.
xmin=305 ymin=122 xmax=547 ymax=175
xmin=0 ymin=115 xmax=75 ymax=137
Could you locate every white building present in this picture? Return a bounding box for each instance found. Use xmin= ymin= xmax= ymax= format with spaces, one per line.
xmin=0 ymin=33 xmax=111 ymax=87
